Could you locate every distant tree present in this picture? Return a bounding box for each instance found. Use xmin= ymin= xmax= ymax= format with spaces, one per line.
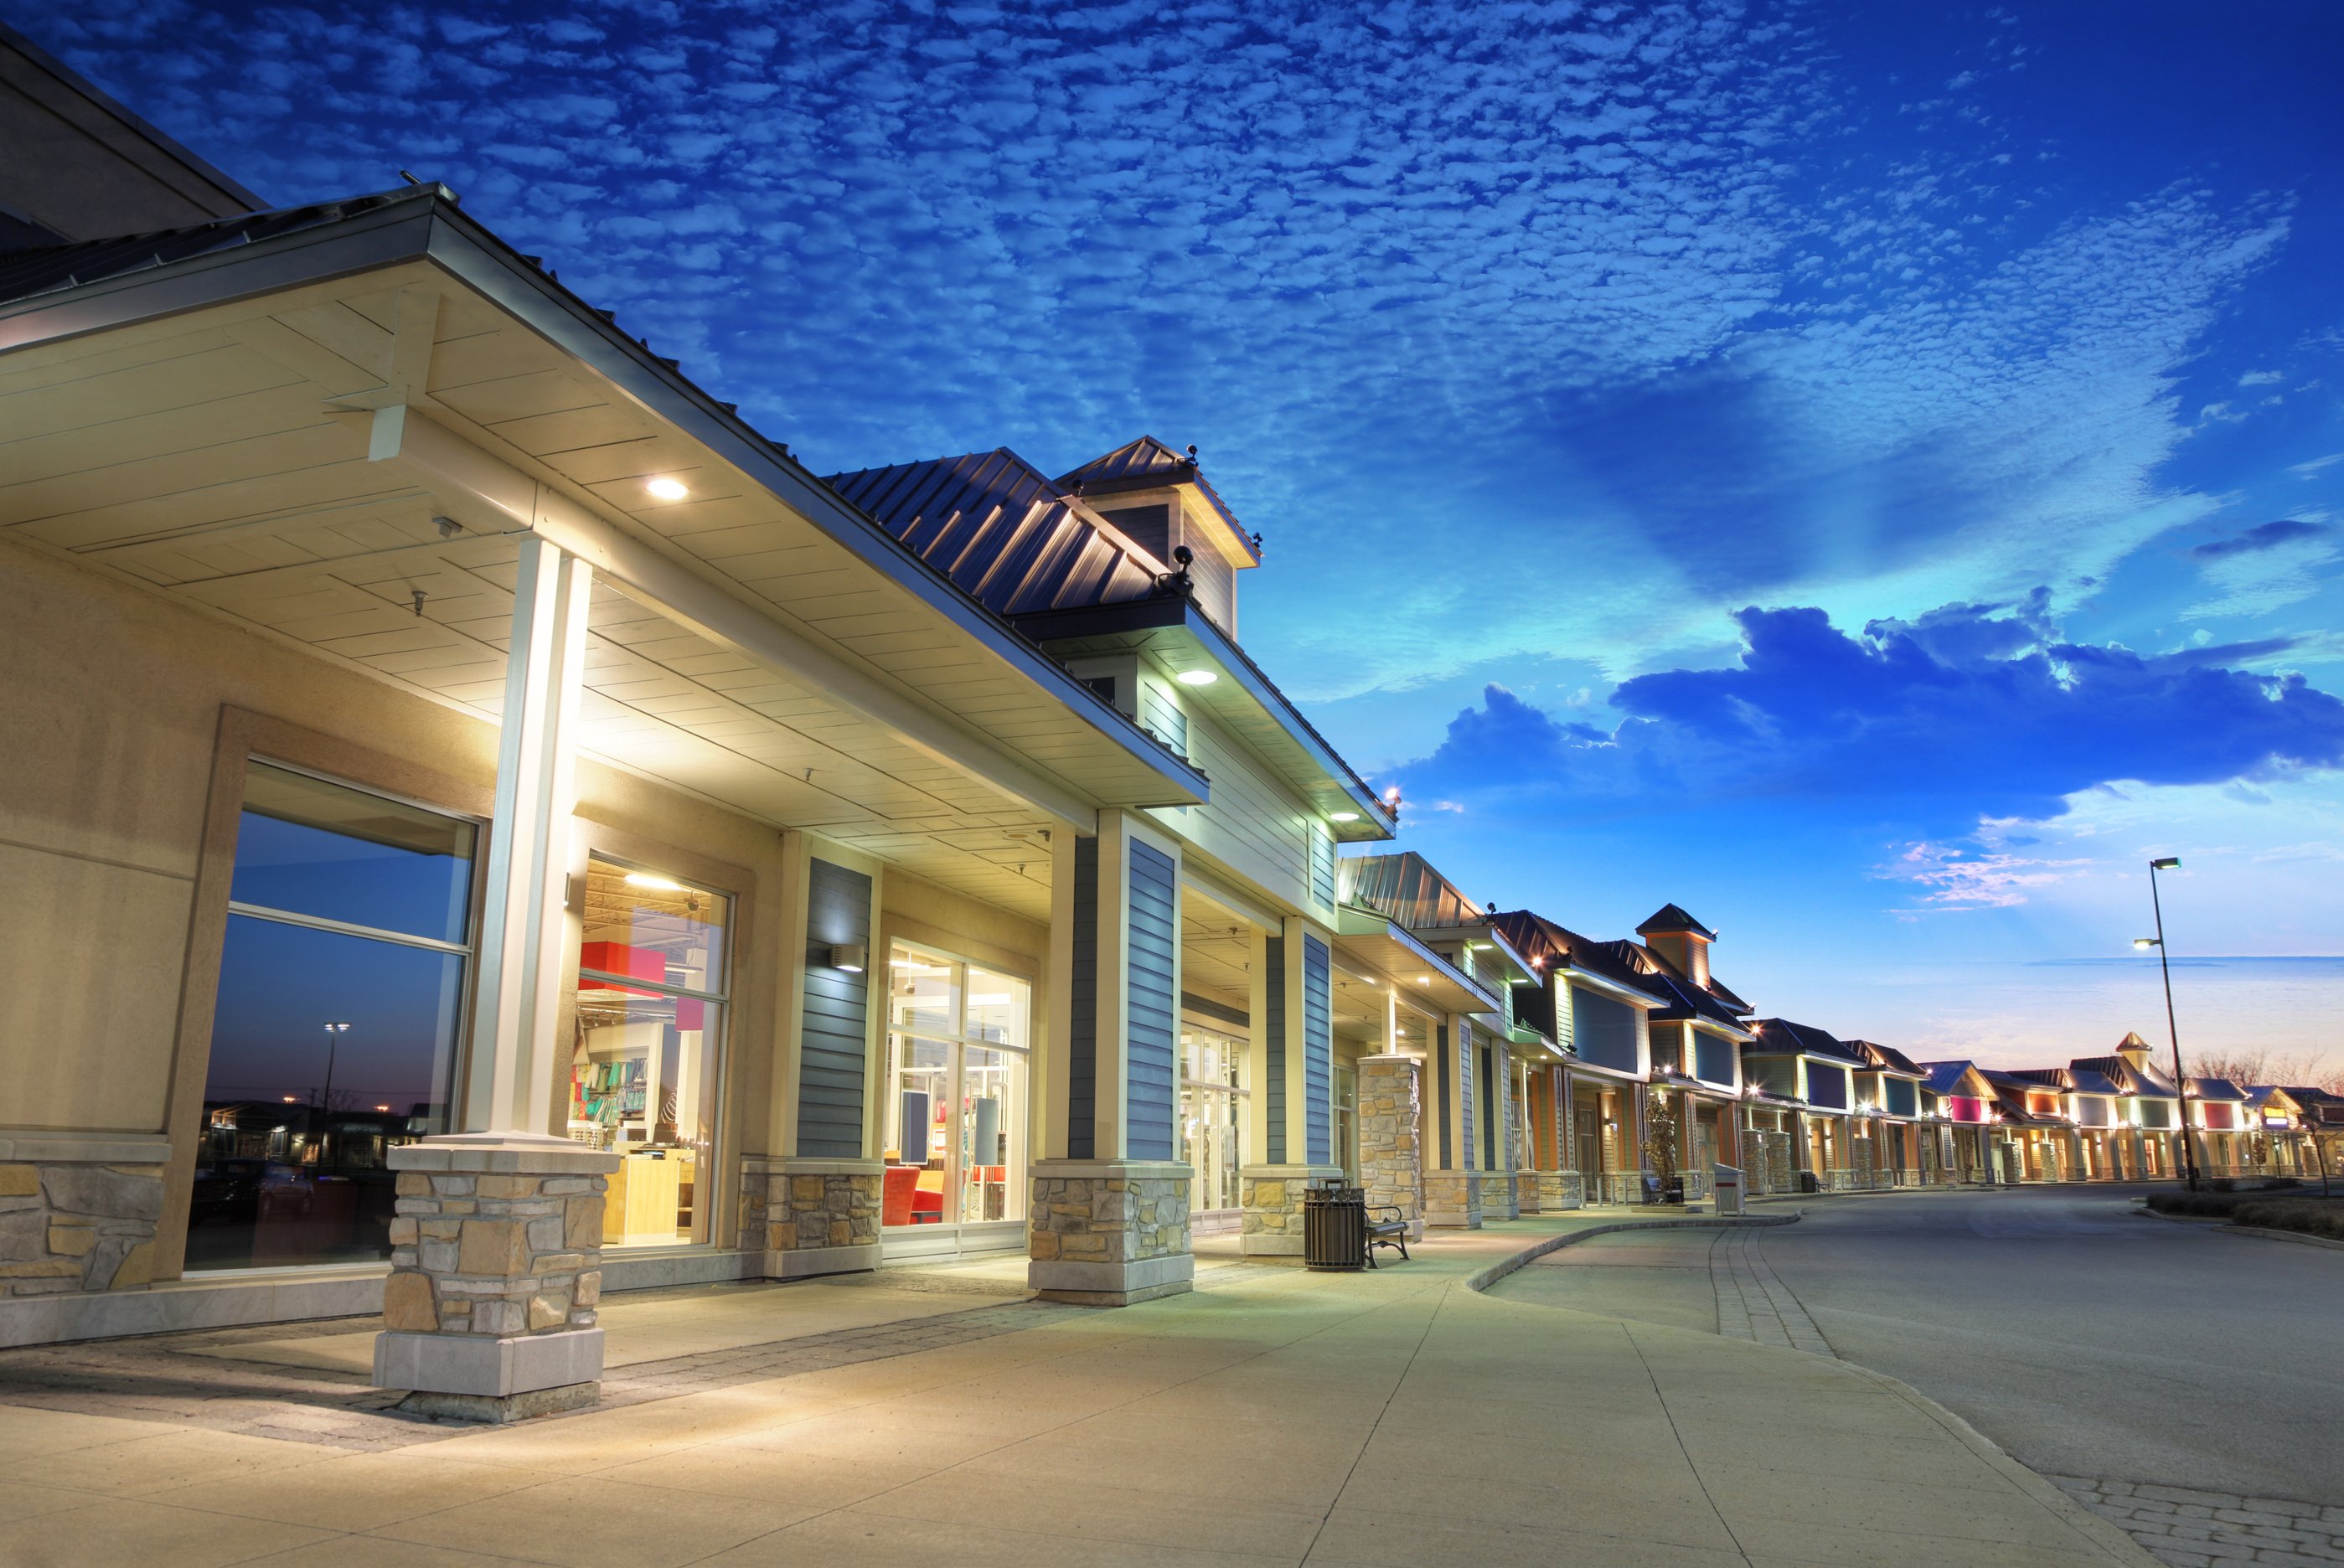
xmin=2183 ymin=1049 xmax=2333 ymax=1090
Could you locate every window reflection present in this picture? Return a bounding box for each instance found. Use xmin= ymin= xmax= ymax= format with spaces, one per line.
xmin=1180 ymin=1025 xmax=1247 ymax=1216
xmin=190 ymin=766 xmax=474 ymax=1272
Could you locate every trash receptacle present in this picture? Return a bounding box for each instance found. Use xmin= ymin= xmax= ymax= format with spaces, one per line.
xmin=1796 ymin=1170 xmax=1820 ymax=1194
xmin=1304 ymin=1181 xmax=1366 ymax=1271
xmin=1712 ymin=1163 xmax=1744 ymax=1216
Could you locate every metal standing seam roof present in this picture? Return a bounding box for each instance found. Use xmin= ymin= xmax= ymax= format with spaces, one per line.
xmin=2186 ymin=1076 xmax=2249 ymax=1103
xmin=2071 ymin=1055 xmax=2181 ymax=1098
xmin=824 ymin=447 xmax=1170 ymax=619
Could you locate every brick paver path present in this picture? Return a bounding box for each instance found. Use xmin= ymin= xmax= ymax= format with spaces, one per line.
xmin=2049 ymin=1478 xmax=2344 ymax=1567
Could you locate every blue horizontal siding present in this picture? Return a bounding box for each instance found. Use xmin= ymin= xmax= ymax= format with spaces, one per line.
xmin=798 ymin=859 xmax=871 ymax=1158
xmin=1126 ymin=839 xmax=1177 ymax=1162
xmin=1303 ymin=933 xmax=1331 ymax=1166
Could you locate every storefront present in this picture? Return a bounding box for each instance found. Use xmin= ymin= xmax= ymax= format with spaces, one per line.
xmin=880 ymin=943 xmax=1032 ymax=1260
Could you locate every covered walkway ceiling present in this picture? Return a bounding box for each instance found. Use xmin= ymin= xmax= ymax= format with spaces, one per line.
xmin=1 ymin=245 xmax=1208 ymax=920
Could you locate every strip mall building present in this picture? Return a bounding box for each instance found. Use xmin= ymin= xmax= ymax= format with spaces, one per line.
xmin=0 ymin=28 xmax=2313 ymax=1414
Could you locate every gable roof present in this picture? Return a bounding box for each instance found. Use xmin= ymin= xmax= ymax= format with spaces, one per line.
xmin=1056 ymin=436 xmax=1259 ymax=564
xmin=1748 ymin=1018 xmax=1866 ymax=1065
xmin=2187 ymin=1076 xmax=2248 ymax=1103
xmin=1490 ymin=910 xmax=1659 ymax=1007
xmin=1919 ymin=1060 xmax=1990 ymax=1097
xmin=1843 ymin=1039 xmax=1924 ymax=1078
xmin=1636 ymin=903 xmax=1716 ymax=941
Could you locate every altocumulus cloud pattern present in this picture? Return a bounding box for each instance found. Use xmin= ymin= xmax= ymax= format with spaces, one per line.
xmin=41 ymin=0 xmax=2295 ymax=702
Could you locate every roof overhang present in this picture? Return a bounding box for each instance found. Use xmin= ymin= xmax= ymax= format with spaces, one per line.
xmin=1557 ymin=966 xmax=1658 ymax=1010
xmin=1008 ymin=596 xmax=1394 ymax=839
xmin=1333 ymin=907 xmax=1498 ymax=1017
xmin=0 ymin=189 xmax=1214 ymax=885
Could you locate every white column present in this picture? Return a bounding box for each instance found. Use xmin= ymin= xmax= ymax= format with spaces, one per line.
xmin=462 ymin=534 xmax=593 ymax=1138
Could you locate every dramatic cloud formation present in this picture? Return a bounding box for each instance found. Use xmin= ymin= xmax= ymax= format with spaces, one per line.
xmin=31 ymin=0 xmax=2320 ymax=701
xmin=1399 ymin=598 xmax=2344 ymax=825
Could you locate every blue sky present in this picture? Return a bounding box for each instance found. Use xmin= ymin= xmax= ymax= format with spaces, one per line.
xmin=31 ymin=0 xmax=2343 ymax=1070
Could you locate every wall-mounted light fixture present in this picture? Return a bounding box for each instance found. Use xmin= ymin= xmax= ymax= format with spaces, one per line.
xmin=829 ymin=943 xmax=868 ymax=973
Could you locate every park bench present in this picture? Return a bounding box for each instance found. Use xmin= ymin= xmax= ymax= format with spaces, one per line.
xmin=1366 ymin=1204 xmax=1411 ymax=1266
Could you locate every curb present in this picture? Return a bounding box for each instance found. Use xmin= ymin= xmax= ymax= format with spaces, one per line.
xmin=1464 ymin=1213 xmax=1799 ymax=1294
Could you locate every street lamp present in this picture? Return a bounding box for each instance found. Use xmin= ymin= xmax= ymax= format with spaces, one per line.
xmin=2135 ymin=856 xmax=2200 ymax=1191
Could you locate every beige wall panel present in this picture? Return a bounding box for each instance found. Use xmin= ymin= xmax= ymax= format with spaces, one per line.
xmin=0 ymin=839 xmax=189 ymax=1132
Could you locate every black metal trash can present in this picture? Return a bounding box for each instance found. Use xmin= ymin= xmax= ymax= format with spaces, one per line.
xmin=1304 ymin=1183 xmax=1367 ymax=1271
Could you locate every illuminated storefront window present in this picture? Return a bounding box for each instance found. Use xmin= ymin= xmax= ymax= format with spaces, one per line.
xmin=190 ymin=763 xmax=475 ymax=1271
xmin=1180 ymin=1025 xmax=1248 ymax=1215
xmin=884 ymin=946 xmax=1030 ymax=1228
xmin=570 ymin=857 xmax=729 ymax=1246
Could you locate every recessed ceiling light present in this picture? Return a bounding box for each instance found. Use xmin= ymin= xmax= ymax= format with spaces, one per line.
xmin=646 ymin=477 xmax=689 ymax=501
xmin=1329 ymin=811 xmax=1360 ymax=823
xmin=1173 ymin=668 xmax=1217 ymax=686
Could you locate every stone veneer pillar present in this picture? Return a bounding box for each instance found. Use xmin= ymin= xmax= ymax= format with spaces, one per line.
xmin=1356 ymin=1054 xmax=1424 ymax=1238
xmin=373 ymin=1135 xmax=618 ymax=1421
xmin=1422 ymin=1170 xmax=1483 ymax=1227
xmin=1028 ymin=1160 xmax=1191 ymax=1305
xmin=741 ymin=1155 xmax=880 ymax=1278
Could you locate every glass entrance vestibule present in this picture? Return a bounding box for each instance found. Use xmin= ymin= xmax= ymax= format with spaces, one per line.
xmin=881 ymin=944 xmax=1031 ymax=1256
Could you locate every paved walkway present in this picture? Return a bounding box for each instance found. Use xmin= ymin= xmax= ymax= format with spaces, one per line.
xmin=0 ymin=1215 xmax=2153 ymax=1567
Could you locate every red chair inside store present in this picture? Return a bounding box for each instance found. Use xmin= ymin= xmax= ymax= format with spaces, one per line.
xmin=883 ymin=1165 xmax=946 ymax=1224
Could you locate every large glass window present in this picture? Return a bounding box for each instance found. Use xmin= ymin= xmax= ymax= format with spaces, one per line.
xmin=1180 ymin=1025 xmax=1248 ymax=1213
xmin=571 ymin=856 xmax=729 ymax=1246
xmin=884 ymin=945 xmax=1030 ymax=1227
xmin=190 ymin=763 xmax=476 ymax=1271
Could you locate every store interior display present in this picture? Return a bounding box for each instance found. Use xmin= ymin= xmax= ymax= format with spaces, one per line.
xmin=568 ymin=857 xmax=728 ymax=1246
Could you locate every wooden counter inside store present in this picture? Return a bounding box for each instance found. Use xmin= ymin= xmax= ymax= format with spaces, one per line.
xmin=603 ymin=1152 xmax=693 ymax=1244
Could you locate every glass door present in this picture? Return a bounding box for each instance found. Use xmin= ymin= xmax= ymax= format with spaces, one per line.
xmin=884 ymin=945 xmax=1030 ymax=1232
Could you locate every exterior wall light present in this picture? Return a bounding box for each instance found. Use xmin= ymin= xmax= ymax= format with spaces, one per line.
xmin=647 ymin=477 xmax=689 ymax=501
xmin=1174 ymin=668 xmax=1218 ymax=686
xmin=829 ymin=943 xmax=868 ymax=973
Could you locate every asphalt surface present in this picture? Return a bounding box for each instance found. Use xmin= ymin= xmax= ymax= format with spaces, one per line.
xmin=1491 ymin=1185 xmax=2344 ymax=1505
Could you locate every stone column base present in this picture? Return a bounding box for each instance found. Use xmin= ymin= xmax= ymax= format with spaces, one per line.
xmin=1029 ymin=1160 xmax=1191 ymax=1305
xmin=1538 ymin=1170 xmax=1584 ymax=1210
xmin=1423 ymin=1169 xmax=1484 ymax=1229
xmin=743 ymin=1156 xmax=882 ymax=1279
xmin=1483 ymin=1169 xmax=1521 ymax=1221
xmin=373 ymin=1134 xmax=617 ymax=1422
xmin=1238 ymin=1165 xmax=1344 ymax=1256
xmin=1515 ymin=1171 xmax=1542 ymax=1215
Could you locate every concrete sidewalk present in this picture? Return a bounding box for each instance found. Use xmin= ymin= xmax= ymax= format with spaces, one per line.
xmin=0 ymin=1215 xmax=2155 ymax=1567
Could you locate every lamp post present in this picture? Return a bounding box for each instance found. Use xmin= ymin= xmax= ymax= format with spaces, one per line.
xmin=318 ymin=1021 xmax=351 ymax=1165
xmin=2134 ymin=856 xmax=2199 ymax=1191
